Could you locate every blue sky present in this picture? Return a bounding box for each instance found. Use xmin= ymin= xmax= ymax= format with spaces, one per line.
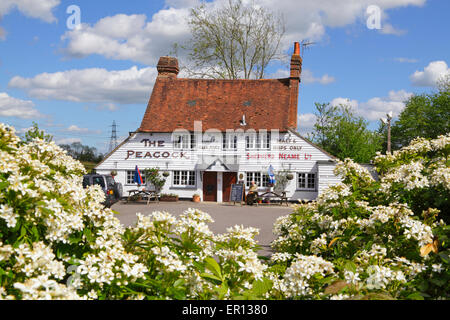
xmin=0 ymin=0 xmax=448 ymax=153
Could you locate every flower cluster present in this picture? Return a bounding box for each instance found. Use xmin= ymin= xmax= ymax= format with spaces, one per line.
xmin=273 ymin=254 xmax=335 ymax=298
xmin=270 ymin=134 xmax=449 ymax=300
xmin=0 ymin=124 xmax=153 ymax=299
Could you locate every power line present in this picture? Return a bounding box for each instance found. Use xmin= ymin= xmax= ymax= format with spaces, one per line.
xmin=109 ymin=120 xmax=119 ymax=153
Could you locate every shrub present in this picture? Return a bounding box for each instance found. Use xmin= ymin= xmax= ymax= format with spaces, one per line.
xmin=0 ymin=123 xmax=269 ymax=300
xmin=0 ymin=124 xmax=148 ymax=299
xmin=270 ymin=134 xmax=450 ymax=300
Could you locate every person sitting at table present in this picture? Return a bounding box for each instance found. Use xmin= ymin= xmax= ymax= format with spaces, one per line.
xmin=246 ymin=181 xmax=258 ymax=205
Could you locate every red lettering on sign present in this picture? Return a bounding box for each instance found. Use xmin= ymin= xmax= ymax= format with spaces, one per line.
xmin=125 ymin=150 xmax=134 ymax=160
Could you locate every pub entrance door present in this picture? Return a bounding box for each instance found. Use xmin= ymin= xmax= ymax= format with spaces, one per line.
xmin=222 ymin=172 xmax=237 ymax=202
xmin=203 ymin=172 xmax=217 ymax=202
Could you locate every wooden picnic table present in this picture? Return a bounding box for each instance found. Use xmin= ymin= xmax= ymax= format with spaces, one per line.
xmin=125 ymin=189 xmax=159 ymax=205
xmin=256 ymin=191 xmax=289 ymax=206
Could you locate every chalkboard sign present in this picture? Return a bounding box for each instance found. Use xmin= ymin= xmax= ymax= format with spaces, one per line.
xmin=230 ymin=183 xmax=245 ymax=204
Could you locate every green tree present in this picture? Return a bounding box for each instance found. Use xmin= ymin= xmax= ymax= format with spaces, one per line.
xmin=310 ymin=103 xmax=383 ymax=163
xmin=391 ymin=84 xmax=450 ymax=149
xmin=22 ymin=122 xmax=53 ymax=143
xmin=59 ymin=142 xmax=104 ymax=163
xmin=175 ymin=0 xmax=285 ymax=79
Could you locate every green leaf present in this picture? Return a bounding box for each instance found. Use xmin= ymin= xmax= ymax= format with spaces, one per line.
xmin=173 ymin=279 xmax=185 ymax=288
xmin=361 ymin=293 xmax=395 ymax=300
xmin=406 ymin=292 xmax=425 ymax=300
xmin=344 ymin=260 xmax=357 ymax=273
xmin=438 ymin=252 xmax=449 ymax=264
xmin=251 ymin=278 xmax=273 ymax=297
xmin=430 ymin=277 xmax=447 ymax=287
xmin=215 ymin=282 xmax=229 ymax=299
xmin=204 ymin=257 xmax=222 ymax=280
xmin=200 ymin=273 xmax=222 ymax=283
xmin=0 ymin=181 xmax=8 ymax=190
xmin=31 ymin=225 xmax=39 ymax=240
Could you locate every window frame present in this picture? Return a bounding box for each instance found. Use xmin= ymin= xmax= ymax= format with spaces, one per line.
xmin=297 ymin=172 xmax=317 ymax=191
xmin=246 ymin=172 xmax=274 ymax=188
xmin=223 ymin=132 xmax=238 ymax=150
xmin=245 ymin=132 xmax=271 ymax=151
xmin=172 ymin=170 xmax=196 ymax=188
xmin=126 ymin=170 xmax=147 ymax=185
xmin=173 ymin=133 xmax=195 ymax=150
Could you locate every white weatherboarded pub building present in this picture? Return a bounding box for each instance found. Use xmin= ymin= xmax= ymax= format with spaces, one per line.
xmin=96 ymin=43 xmax=341 ymax=202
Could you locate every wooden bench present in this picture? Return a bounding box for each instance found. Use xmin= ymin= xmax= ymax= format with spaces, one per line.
xmin=125 ymin=189 xmax=159 ymax=205
xmin=257 ymin=191 xmax=289 ymax=206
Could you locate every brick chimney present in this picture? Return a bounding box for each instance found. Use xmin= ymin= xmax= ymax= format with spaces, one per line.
xmin=157 ymin=56 xmax=179 ymax=78
xmin=288 ymin=42 xmax=302 ymax=129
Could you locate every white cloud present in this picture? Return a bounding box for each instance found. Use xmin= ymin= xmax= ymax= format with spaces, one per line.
xmin=268 ymin=68 xmax=335 ymax=85
xmin=394 ymin=57 xmax=418 ymax=63
xmin=297 ymin=113 xmax=317 ymax=134
xmin=66 ymin=125 xmax=101 ymax=135
xmin=61 ymin=9 xmax=190 ymax=65
xmin=302 ymin=70 xmax=336 ymax=85
xmin=60 ymin=0 xmax=427 ymax=65
xmin=0 ymin=92 xmax=42 ymax=119
xmin=410 ymin=61 xmax=450 ymax=87
xmin=0 ymin=0 xmax=59 ymax=40
xmin=359 ymin=90 xmax=413 ymax=121
xmin=100 ymin=103 xmax=119 ymax=112
xmin=331 ymin=97 xmax=359 ymax=109
xmin=9 ymin=66 xmax=157 ymax=105
xmin=0 ymin=0 xmax=60 ymax=22
xmin=331 ymin=90 xmax=413 ymax=121
xmin=380 ymin=23 xmax=407 ymax=36
xmin=55 ymin=137 xmax=81 ymax=145
xmin=164 ymin=0 xmax=200 ymax=8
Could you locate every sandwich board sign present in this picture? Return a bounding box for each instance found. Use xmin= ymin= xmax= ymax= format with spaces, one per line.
xmin=230 ymin=183 xmax=245 ymax=205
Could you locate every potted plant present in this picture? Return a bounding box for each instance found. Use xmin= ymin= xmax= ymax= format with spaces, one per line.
xmin=110 ymin=170 xmax=118 ymax=177
xmin=160 ymin=193 xmax=179 ymax=202
xmin=286 ymin=173 xmax=294 ymax=181
xmin=162 ymin=171 xmax=170 ymax=177
xmin=192 ymin=194 xmax=201 ymax=202
xmin=257 ymin=197 xmax=262 ymax=204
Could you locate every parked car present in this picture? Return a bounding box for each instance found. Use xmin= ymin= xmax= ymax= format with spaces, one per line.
xmin=82 ymin=174 xmax=123 ymax=208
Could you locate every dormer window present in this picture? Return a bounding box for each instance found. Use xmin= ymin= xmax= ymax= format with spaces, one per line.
xmin=173 ymin=133 xmax=195 ymax=149
xmin=223 ymin=132 xmax=238 ymax=150
xmin=246 ymin=132 xmax=271 ymax=150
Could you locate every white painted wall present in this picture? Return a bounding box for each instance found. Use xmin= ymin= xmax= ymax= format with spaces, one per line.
xmin=96 ymin=131 xmax=339 ymax=202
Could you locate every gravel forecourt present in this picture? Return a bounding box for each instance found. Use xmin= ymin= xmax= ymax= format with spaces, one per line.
xmin=111 ymin=201 xmax=295 ymax=256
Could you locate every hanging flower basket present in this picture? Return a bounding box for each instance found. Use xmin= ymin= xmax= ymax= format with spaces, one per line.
xmin=162 ymin=171 xmax=170 ymax=177
xmin=286 ymin=173 xmax=294 ymax=180
xmin=110 ymin=170 xmax=118 ymax=177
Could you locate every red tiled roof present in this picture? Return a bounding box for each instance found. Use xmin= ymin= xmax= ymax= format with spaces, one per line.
xmin=139 ymin=44 xmax=302 ymax=133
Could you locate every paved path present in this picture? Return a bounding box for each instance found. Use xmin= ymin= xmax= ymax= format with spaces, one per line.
xmin=111 ymin=201 xmax=294 ymax=256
